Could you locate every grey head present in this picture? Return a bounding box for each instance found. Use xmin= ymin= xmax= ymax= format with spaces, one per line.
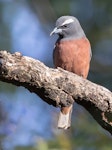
xmin=50 ymin=16 xmax=86 ymax=40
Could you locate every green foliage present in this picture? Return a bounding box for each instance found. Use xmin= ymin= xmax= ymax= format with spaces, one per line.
xmin=0 ymin=81 xmax=17 ymax=93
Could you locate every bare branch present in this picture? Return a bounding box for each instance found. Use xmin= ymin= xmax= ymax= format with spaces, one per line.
xmin=0 ymin=50 xmax=112 ymax=134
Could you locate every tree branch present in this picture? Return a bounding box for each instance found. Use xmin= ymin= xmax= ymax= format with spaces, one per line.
xmin=0 ymin=50 xmax=112 ymax=134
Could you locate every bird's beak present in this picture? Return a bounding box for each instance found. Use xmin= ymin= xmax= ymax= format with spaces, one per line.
xmin=50 ymin=27 xmax=62 ymax=36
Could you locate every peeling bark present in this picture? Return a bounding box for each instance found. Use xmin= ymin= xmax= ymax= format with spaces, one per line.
xmin=0 ymin=50 xmax=112 ymax=134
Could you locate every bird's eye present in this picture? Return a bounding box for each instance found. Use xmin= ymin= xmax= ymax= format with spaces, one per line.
xmin=60 ymin=25 xmax=67 ymax=28
xmin=63 ymin=25 xmax=67 ymax=28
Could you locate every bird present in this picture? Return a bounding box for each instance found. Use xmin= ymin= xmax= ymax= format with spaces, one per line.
xmin=50 ymin=16 xmax=91 ymax=129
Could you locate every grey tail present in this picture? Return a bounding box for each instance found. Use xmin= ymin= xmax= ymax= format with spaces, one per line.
xmin=58 ymin=105 xmax=73 ymax=129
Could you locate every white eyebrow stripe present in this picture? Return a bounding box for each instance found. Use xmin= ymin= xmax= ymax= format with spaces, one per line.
xmin=61 ymin=18 xmax=74 ymax=26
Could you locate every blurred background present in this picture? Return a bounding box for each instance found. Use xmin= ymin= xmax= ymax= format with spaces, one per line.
xmin=0 ymin=0 xmax=112 ymax=150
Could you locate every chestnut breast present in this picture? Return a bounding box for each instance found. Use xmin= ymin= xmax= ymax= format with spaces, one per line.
xmin=53 ymin=38 xmax=91 ymax=79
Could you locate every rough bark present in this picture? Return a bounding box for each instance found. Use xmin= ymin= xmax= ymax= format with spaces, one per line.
xmin=0 ymin=50 xmax=112 ymax=134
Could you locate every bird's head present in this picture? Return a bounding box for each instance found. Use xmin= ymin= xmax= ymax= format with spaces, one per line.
xmin=50 ymin=16 xmax=85 ymax=40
